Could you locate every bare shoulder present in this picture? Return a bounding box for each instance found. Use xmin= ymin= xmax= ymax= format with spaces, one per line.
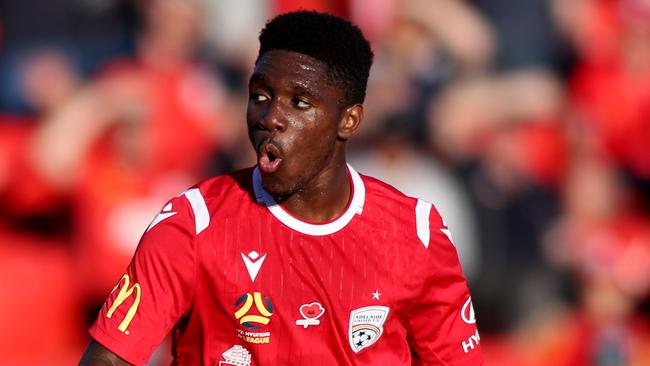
xmin=79 ymin=340 xmax=131 ymax=366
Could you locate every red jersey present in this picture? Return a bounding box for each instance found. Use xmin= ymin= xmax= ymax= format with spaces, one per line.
xmin=90 ymin=165 xmax=483 ymax=365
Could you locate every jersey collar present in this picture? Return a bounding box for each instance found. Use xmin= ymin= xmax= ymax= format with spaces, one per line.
xmin=252 ymin=164 xmax=365 ymax=236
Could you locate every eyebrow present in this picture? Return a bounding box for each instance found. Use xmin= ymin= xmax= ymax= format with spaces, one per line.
xmin=249 ymin=73 xmax=321 ymax=97
xmin=288 ymin=80 xmax=318 ymax=97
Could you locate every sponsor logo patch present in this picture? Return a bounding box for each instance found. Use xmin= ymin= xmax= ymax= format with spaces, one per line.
xmin=461 ymin=297 xmax=476 ymax=324
xmin=461 ymin=329 xmax=481 ymax=354
xmin=348 ymin=306 xmax=389 ymax=353
xmin=219 ymin=345 xmax=251 ymax=366
xmin=241 ymin=251 xmax=267 ymax=282
xmin=234 ymin=292 xmax=273 ymax=344
xmin=146 ymin=202 xmax=177 ymax=232
xmin=106 ymin=274 xmax=141 ymax=335
xmin=295 ymin=302 xmax=325 ymax=328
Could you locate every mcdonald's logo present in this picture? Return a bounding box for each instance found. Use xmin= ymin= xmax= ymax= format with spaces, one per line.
xmin=106 ymin=274 xmax=141 ymax=335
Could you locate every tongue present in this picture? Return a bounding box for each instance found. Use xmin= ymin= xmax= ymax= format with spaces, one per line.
xmin=259 ymin=154 xmax=282 ymax=173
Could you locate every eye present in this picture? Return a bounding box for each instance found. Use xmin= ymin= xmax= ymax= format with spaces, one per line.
xmin=250 ymin=93 xmax=269 ymax=103
xmin=292 ymin=97 xmax=311 ymax=109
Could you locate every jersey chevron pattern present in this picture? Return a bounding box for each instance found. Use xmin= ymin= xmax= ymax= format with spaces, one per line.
xmin=89 ymin=165 xmax=483 ymax=365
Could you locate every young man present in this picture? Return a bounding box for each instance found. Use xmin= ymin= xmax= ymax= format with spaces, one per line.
xmin=79 ymin=11 xmax=483 ymax=366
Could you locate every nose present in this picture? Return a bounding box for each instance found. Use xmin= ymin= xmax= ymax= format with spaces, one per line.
xmin=258 ymin=100 xmax=285 ymax=133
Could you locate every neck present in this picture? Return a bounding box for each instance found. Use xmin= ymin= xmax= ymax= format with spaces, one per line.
xmin=277 ymin=159 xmax=351 ymax=223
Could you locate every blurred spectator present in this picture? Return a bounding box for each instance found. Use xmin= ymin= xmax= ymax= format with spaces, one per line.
xmin=0 ymin=48 xmax=82 ymax=235
xmin=0 ymin=49 xmax=84 ymax=363
xmin=24 ymin=0 xmax=234 ymax=328
xmin=360 ymin=0 xmax=495 ymax=144
xmin=2 ymin=1 xmax=231 ymax=363
xmin=428 ymin=67 xmax=568 ymax=332
xmin=471 ymin=0 xmax=574 ymax=73
xmin=199 ymin=0 xmax=269 ymax=79
xmin=567 ymin=0 xmax=650 ymax=186
xmin=96 ymin=0 xmax=225 ymax=304
xmin=520 ymin=157 xmax=650 ymax=366
xmin=19 ymin=48 xmax=83 ymax=114
xmin=547 ymin=157 xmax=650 ymax=303
xmin=0 ymin=0 xmax=137 ymax=113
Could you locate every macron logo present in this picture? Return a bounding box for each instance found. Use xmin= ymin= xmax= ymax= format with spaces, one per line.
xmin=241 ymin=251 xmax=267 ymax=282
xmin=146 ymin=203 xmax=177 ymax=232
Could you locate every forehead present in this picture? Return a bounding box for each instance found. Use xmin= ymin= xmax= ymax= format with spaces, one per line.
xmin=250 ymin=50 xmax=332 ymax=92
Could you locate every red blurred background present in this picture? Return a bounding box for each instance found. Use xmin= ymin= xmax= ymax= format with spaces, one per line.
xmin=1 ymin=0 xmax=649 ymax=364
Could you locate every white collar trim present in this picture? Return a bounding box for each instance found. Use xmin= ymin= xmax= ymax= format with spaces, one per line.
xmin=252 ymin=163 xmax=365 ymax=236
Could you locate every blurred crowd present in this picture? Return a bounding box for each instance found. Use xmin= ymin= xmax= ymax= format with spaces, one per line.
xmin=1 ymin=0 xmax=649 ymax=365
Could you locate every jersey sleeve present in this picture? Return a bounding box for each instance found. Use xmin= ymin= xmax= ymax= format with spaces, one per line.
xmin=89 ymin=192 xmax=198 ymax=366
xmin=407 ymin=200 xmax=484 ymax=366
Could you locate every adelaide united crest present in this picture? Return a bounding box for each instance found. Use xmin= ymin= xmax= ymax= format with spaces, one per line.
xmin=348 ymin=306 xmax=389 ymax=352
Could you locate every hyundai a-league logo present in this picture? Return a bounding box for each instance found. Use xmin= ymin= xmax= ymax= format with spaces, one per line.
xmin=234 ymin=292 xmax=274 ymax=344
xmin=348 ymin=306 xmax=389 ymax=352
xmin=234 ymin=292 xmax=273 ymax=329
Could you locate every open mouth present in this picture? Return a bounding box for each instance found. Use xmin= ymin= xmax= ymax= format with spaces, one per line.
xmin=258 ymin=143 xmax=283 ymax=174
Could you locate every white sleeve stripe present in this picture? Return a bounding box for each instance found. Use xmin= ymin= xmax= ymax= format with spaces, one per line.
xmin=415 ymin=199 xmax=432 ymax=248
xmin=183 ymin=188 xmax=209 ymax=235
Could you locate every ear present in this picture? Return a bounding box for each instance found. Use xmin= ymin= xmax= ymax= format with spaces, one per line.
xmin=338 ymin=104 xmax=363 ymax=141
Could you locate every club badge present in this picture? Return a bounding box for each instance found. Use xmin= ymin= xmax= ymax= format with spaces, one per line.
xmin=348 ymin=306 xmax=389 ymax=353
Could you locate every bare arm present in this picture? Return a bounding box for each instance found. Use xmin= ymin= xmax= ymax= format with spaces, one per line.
xmin=79 ymin=339 xmax=132 ymax=366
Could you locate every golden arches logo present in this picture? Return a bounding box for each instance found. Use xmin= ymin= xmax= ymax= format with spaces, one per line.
xmin=234 ymin=292 xmax=273 ymax=329
xmin=106 ymin=274 xmax=141 ymax=334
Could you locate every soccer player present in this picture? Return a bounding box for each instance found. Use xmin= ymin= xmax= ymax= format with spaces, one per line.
xmin=79 ymin=11 xmax=483 ymax=366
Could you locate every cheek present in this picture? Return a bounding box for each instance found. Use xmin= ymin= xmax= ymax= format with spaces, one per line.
xmin=293 ymin=126 xmax=337 ymax=163
xmin=281 ymin=109 xmax=339 ymax=159
xmin=246 ymin=104 xmax=258 ymax=128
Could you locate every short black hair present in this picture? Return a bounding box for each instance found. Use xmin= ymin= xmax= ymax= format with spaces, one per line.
xmin=257 ymin=10 xmax=373 ymax=107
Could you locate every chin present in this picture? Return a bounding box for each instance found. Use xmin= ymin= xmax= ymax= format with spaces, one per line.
xmin=261 ymin=174 xmax=301 ymax=202
xmin=261 ymin=176 xmax=291 ymax=201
